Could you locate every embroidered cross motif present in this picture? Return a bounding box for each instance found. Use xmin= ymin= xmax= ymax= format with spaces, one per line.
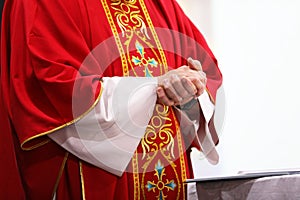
xmin=145 ymin=160 xmax=177 ymax=200
xmin=132 ymin=40 xmax=158 ymax=77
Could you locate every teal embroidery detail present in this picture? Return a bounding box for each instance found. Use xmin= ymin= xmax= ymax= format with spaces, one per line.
xmin=145 ymin=160 xmax=177 ymax=200
xmin=131 ymin=40 xmax=158 ymax=77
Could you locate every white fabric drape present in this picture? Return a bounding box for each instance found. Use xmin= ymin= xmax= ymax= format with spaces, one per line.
xmin=49 ymin=77 xmax=216 ymax=176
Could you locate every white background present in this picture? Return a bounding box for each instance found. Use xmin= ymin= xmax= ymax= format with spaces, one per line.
xmin=177 ymin=0 xmax=300 ymax=177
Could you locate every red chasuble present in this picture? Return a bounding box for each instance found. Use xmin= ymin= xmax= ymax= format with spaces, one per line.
xmin=0 ymin=0 xmax=222 ymax=199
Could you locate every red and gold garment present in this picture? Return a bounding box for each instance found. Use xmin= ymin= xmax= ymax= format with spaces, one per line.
xmin=0 ymin=0 xmax=222 ymax=199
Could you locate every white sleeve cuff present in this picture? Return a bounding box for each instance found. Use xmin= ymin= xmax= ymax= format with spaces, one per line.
xmin=198 ymin=90 xmax=214 ymax=123
xmin=49 ymin=77 xmax=157 ymax=176
xmin=174 ymin=90 xmax=219 ymax=164
xmin=197 ymin=90 xmax=219 ymax=164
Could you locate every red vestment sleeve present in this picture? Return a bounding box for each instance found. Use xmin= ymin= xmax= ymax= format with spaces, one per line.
xmin=1 ymin=0 xmax=103 ymax=150
xmin=1 ymin=0 xmax=105 ymax=198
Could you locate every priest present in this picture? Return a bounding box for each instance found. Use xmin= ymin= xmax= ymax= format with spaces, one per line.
xmin=0 ymin=0 xmax=222 ymax=199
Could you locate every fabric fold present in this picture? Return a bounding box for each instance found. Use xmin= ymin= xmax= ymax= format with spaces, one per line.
xmin=49 ymin=77 xmax=158 ymax=176
xmin=174 ymin=90 xmax=219 ymax=165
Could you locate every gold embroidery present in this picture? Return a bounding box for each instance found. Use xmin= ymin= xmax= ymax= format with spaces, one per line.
xmin=132 ymin=41 xmax=158 ymax=77
xmin=79 ymin=161 xmax=87 ymax=200
xmin=172 ymin=108 xmax=187 ymax=200
xmin=102 ymin=0 xmax=167 ymax=77
xmin=145 ymin=160 xmax=177 ymax=200
xmin=101 ymin=1 xmax=187 ymax=199
xmin=111 ymin=0 xmax=148 ymax=38
xmin=141 ymin=105 xmax=175 ymax=160
xmin=101 ymin=0 xmax=129 ymax=76
xmin=140 ymin=105 xmax=183 ymax=200
xmin=51 ymin=152 xmax=69 ymax=199
xmin=132 ymin=152 xmax=141 ymax=200
xmin=139 ymin=0 xmax=168 ymax=73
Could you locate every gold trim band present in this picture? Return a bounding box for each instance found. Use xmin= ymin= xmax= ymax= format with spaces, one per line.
xmin=79 ymin=161 xmax=86 ymax=200
xmin=51 ymin=152 xmax=69 ymax=199
xmin=21 ymin=83 xmax=104 ymax=150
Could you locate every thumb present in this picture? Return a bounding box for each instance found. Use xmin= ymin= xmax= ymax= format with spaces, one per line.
xmin=187 ymin=57 xmax=203 ymax=71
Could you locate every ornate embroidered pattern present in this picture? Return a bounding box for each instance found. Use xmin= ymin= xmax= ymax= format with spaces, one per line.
xmin=140 ymin=105 xmax=182 ymax=200
xmin=102 ymin=0 xmax=168 ymax=77
xmin=132 ymin=41 xmax=158 ymax=77
xmin=141 ymin=105 xmax=175 ymax=160
xmin=111 ymin=0 xmax=149 ymax=38
xmin=146 ymin=160 xmax=177 ymax=200
xmin=101 ymin=1 xmax=187 ymax=199
xmin=132 ymin=152 xmax=141 ymax=199
xmin=102 ymin=0 xmax=129 ymax=75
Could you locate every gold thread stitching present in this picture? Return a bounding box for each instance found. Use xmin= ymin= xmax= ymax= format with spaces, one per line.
xmin=51 ymin=152 xmax=69 ymax=199
xmin=101 ymin=0 xmax=129 ymax=76
xmin=132 ymin=152 xmax=140 ymax=200
xmin=139 ymin=0 xmax=168 ymax=73
xmin=171 ymin=108 xmax=187 ymax=200
xmin=104 ymin=0 xmax=166 ymax=77
xmin=21 ymin=84 xmax=104 ymax=150
xmin=79 ymin=161 xmax=86 ymax=200
xmin=101 ymin=1 xmax=186 ymax=199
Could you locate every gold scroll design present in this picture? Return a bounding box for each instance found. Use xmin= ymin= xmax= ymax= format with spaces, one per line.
xmin=102 ymin=1 xmax=184 ymax=198
xmin=141 ymin=105 xmax=175 ymax=161
xmin=140 ymin=105 xmax=181 ymax=200
xmin=110 ymin=0 xmax=164 ymax=77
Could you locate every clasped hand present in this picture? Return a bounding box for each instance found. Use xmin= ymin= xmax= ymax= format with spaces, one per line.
xmin=157 ymin=58 xmax=207 ymax=106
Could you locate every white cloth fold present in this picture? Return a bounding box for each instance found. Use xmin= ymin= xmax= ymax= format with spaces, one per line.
xmin=49 ymin=77 xmax=157 ymax=176
xmin=49 ymin=78 xmax=218 ymax=176
xmin=174 ymin=90 xmax=219 ymax=164
xmin=198 ymin=90 xmax=219 ymax=164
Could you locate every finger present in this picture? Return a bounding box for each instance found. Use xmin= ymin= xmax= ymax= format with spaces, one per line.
xmin=190 ymin=78 xmax=205 ymax=97
xmin=170 ymin=74 xmax=190 ymax=99
xmin=157 ymin=87 xmax=174 ymax=106
xmin=181 ymin=77 xmax=197 ymax=96
xmin=187 ymin=57 xmax=203 ymax=71
xmin=193 ymin=59 xmax=203 ymax=71
xmin=189 ymin=69 xmax=207 ymax=86
xmin=199 ymin=71 xmax=207 ymax=85
xmin=163 ymin=79 xmax=183 ymax=104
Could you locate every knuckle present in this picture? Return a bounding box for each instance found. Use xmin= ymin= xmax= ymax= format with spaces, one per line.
xmin=181 ymin=65 xmax=188 ymax=70
xmin=171 ymin=78 xmax=180 ymax=85
xmin=166 ymin=91 xmax=175 ymax=99
xmin=195 ymin=78 xmax=201 ymax=84
xmin=164 ymin=83 xmax=170 ymax=90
